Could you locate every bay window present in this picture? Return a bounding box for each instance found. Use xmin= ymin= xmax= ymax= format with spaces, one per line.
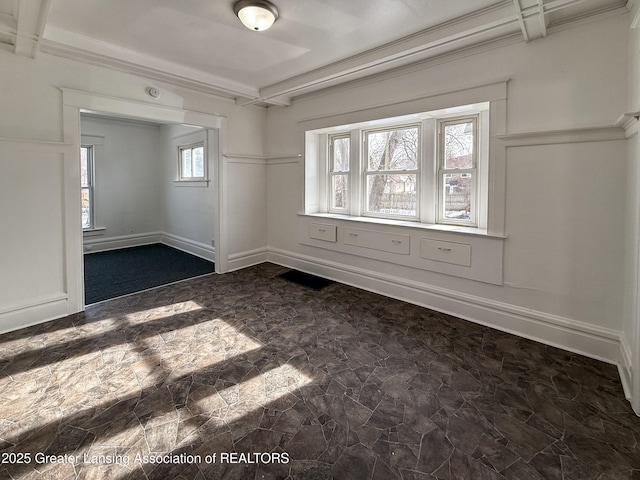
xmin=309 ymin=103 xmax=489 ymax=229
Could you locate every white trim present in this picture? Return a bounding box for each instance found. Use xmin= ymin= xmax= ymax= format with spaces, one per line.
xmin=172 ymin=180 xmax=210 ymax=187
xmin=82 ymin=231 xmax=215 ymax=262
xmin=497 ymin=126 xmax=626 ymax=146
xmin=224 ymin=153 xmax=302 ymax=165
xmin=267 ymin=247 xmax=622 ymax=364
xmin=228 ymin=248 xmax=269 ymax=272
xmin=616 ymin=114 xmax=639 ymax=137
xmin=83 ymin=232 xmax=162 ymax=253
xmin=42 ymin=37 xmax=257 ymax=103
xmin=298 ymin=79 xmax=508 ymax=132
xmin=0 ymin=294 xmax=69 ymax=335
xmin=62 ymin=88 xmax=226 ymax=129
xmin=620 ymin=335 xmax=633 ymax=402
xmin=62 ymin=88 xmax=229 ymax=313
xmin=161 ymin=233 xmax=215 ymax=262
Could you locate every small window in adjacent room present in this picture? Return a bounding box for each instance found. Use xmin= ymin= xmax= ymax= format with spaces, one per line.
xmin=80 ymin=145 xmax=94 ymax=230
xmin=178 ymin=142 xmax=206 ymax=181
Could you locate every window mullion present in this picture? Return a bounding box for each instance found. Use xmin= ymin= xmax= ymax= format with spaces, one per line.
xmin=349 ymin=129 xmax=361 ymax=217
xmin=421 ymin=119 xmax=436 ymax=224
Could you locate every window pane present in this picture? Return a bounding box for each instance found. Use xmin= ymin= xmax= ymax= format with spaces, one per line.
xmin=443 ymin=173 xmax=472 ymax=221
xmin=444 ymin=121 xmax=474 ymax=169
xmin=182 ymin=148 xmax=192 ymax=177
xmin=331 ymin=174 xmax=348 ymax=210
xmin=80 ymin=147 xmax=89 ymax=187
xmin=367 ymin=127 xmax=418 ymax=171
xmin=81 ymin=187 xmax=91 ymax=229
xmin=332 ymin=137 xmax=350 ymax=172
xmin=193 ymin=146 xmax=204 ymax=177
xmin=367 ymin=174 xmax=416 ymax=216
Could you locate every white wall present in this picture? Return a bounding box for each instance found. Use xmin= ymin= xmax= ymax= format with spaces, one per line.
xmin=266 ymin=14 xmax=629 ymax=364
xmin=0 ymin=49 xmax=268 ymax=332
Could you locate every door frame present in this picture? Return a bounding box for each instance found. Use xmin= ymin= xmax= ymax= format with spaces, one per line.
xmin=61 ymin=88 xmax=228 ymax=313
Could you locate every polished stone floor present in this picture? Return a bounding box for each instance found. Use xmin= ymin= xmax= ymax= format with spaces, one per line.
xmin=0 ymin=263 xmax=638 ymax=479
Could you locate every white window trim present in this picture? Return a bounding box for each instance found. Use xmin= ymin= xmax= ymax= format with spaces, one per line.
xmin=309 ymin=106 xmax=490 ymax=230
xmin=177 ymin=141 xmax=207 ymax=182
xmin=328 ymin=133 xmax=350 ymax=214
xmin=362 ymin=123 xmax=421 ymax=222
xmin=81 ymin=144 xmax=95 ymax=231
xmin=302 ymin=80 xmax=508 ymax=238
xmin=436 ymin=115 xmax=480 ymax=227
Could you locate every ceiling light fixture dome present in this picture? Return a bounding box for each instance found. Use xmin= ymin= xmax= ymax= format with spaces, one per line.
xmin=233 ymin=0 xmax=279 ymax=31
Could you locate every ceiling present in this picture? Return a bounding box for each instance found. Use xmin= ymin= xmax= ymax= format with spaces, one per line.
xmin=0 ymin=0 xmax=629 ymax=106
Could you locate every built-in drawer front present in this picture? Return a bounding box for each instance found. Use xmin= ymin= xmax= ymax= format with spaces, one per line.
xmin=309 ymin=223 xmax=337 ymax=242
xmin=343 ymin=228 xmax=410 ymax=255
xmin=420 ymin=238 xmax=471 ymax=266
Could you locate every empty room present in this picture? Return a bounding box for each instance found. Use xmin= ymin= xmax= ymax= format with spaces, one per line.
xmin=0 ymin=1 xmax=639 ymax=479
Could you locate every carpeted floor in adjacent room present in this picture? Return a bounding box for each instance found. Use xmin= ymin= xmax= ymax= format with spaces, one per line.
xmin=0 ymin=262 xmax=638 ymax=479
xmin=83 ymin=243 xmax=214 ymax=304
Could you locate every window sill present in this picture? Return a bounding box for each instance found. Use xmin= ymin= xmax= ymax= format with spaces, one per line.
xmin=83 ymin=227 xmax=106 ymax=237
xmin=300 ymin=213 xmax=505 ymax=239
xmin=173 ymin=180 xmax=209 ymax=187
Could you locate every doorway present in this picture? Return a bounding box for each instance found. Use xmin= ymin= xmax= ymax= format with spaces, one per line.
xmin=62 ymin=88 xmax=228 ymax=313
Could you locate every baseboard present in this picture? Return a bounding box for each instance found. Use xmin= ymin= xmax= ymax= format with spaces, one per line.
xmin=83 ymin=231 xmax=215 ymax=262
xmin=83 ymin=232 xmax=162 ymax=253
xmin=619 ymin=336 xmax=633 ymax=401
xmin=0 ymin=294 xmax=69 ymax=335
xmin=160 ymin=233 xmax=215 ymax=262
xmin=228 ymin=247 xmax=269 ymax=272
xmin=267 ymin=248 xmax=622 ymax=365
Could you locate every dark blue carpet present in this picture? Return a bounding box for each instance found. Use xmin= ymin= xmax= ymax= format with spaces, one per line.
xmin=84 ymin=244 xmax=214 ymax=304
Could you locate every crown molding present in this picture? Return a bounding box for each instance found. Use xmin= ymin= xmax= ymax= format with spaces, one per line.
xmin=35 ymin=0 xmax=630 ymax=108
xmin=40 ymin=37 xmax=259 ymax=104
xmin=257 ymin=1 xmax=520 ymax=102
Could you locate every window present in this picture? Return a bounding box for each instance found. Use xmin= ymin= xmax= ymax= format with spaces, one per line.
xmin=310 ymin=103 xmax=488 ymax=228
xmin=178 ymin=142 xmax=205 ymax=181
xmin=439 ymin=116 xmax=477 ymax=225
xmin=364 ymin=125 xmax=419 ymax=219
xmin=329 ymin=134 xmax=350 ymax=212
xmin=80 ymin=145 xmax=94 ymax=230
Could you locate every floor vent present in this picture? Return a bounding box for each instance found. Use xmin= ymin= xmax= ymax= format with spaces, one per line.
xmin=277 ymin=270 xmax=335 ymax=291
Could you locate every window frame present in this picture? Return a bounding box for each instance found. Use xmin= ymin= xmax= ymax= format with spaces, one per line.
xmin=437 ymin=115 xmax=479 ymax=226
xmin=362 ymin=123 xmax=421 ymax=221
xmin=178 ymin=141 xmax=206 ymax=181
xmin=80 ymin=144 xmax=95 ymax=231
xmin=328 ymin=133 xmax=351 ymax=214
xmin=313 ymin=106 xmax=488 ymax=228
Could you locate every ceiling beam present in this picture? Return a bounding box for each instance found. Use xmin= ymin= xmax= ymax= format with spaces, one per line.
xmin=258 ymin=1 xmax=521 ymax=102
xmin=14 ymin=0 xmax=50 ymax=58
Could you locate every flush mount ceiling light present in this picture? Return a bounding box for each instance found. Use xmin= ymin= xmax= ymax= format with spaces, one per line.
xmin=233 ymin=0 xmax=279 ymax=31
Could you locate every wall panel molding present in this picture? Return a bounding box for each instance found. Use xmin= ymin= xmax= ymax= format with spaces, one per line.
xmin=498 ymin=125 xmax=626 ymax=146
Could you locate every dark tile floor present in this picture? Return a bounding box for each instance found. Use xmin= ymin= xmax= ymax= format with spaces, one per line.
xmin=0 ymin=263 xmax=638 ymax=479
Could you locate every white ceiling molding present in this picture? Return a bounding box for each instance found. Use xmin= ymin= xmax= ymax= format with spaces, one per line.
xmin=248 ymin=0 xmax=627 ymax=105
xmin=11 ymin=0 xmax=630 ymax=107
xmin=0 ymin=0 xmax=51 ymax=57
xmin=40 ymin=29 xmax=260 ymax=103
xmin=253 ymin=1 xmax=521 ymax=105
xmin=627 ymin=0 xmax=640 ymax=26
